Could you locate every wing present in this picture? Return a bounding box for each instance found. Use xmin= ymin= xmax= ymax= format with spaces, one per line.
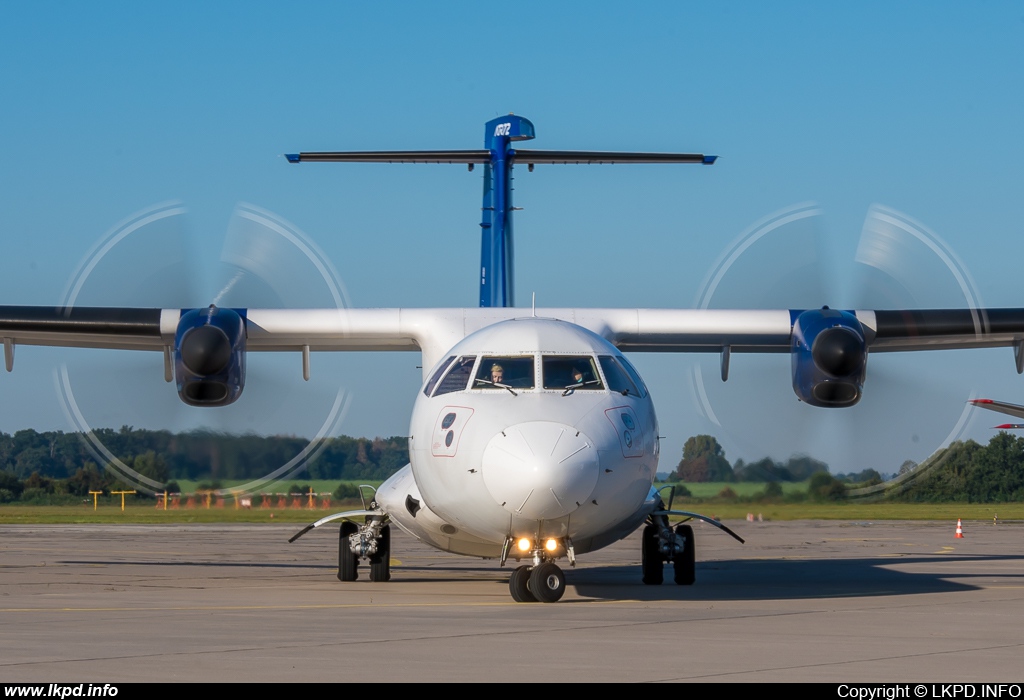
xmin=5 ymin=306 xmax=1024 ymax=371
xmin=0 ymin=306 xmax=171 ymax=353
xmin=586 ymin=307 xmax=1024 ymax=407
xmin=0 ymin=306 xmax=422 ymax=356
xmin=5 ymin=304 xmax=1024 ymax=410
xmin=587 ymin=308 xmax=1024 ymax=355
xmin=0 ymin=307 xmax=426 ymax=402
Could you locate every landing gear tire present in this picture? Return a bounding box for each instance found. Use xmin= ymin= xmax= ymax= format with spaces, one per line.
xmin=509 ymin=565 xmax=536 ymax=602
xmin=529 ymin=562 xmax=566 ymax=603
xmin=338 ymin=521 xmax=358 ymax=582
xmin=369 ymin=524 xmax=391 ymax=582
xmin=673 ymin=524 xmax=695 ymax=585
xmin=641 ymin=523 xmax=664 ymax=585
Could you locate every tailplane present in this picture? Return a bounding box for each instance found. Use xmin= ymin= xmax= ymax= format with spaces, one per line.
xmin=286 ymin=115 xmax=716 ymax=308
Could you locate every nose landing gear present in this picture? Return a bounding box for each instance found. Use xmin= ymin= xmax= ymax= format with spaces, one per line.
xmin=503 ymin=536 xmax=571 ymax=603
xmin=507 ymin=562 xmax=566 ymax=602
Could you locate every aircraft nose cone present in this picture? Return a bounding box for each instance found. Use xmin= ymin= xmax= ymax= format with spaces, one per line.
xmin=481 ymin=421 xmax=599 ymax=520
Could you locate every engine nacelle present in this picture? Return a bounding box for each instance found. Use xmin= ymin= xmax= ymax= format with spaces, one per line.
xmin=791 ymin=308 xmax=867 ymax=407
xmin=174 ymin=306 xmax=246 ymax=406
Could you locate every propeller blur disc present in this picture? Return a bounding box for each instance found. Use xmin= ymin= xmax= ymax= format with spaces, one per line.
xmin=688 ymin=203 xmax=983 ymax=477
xmin=57 ymin=202 xmax=350 ymax=494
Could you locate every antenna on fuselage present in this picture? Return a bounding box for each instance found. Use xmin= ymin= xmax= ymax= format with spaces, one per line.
xmin=284 ymin=116 xmax=717 ymax=309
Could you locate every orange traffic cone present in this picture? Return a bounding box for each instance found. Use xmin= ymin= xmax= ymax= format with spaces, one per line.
xmin=955 ymin=518 xmax=964 ymax=538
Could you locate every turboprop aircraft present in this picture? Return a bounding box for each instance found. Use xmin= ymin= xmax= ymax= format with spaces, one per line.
xmin=4 ymin=114 xmax=1024 ymax=603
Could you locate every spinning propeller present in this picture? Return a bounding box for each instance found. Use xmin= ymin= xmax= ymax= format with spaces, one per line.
xmin=689 ymin=203 xmax=987 ymax=477
xmin=57 ymin=202 xmax=351 ymax=494
xmin=41 ymin=196 xmax=996 ymax=490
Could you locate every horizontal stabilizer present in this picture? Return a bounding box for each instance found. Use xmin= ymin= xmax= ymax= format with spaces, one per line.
xmin=510 ymin=150 xmax=717 ymax=165
xmin=284 ymin=150 xmax=718 ymax=166
xmin=285 ymin=150 xmax=491 ymax=164
xmin=285 ymin=116 xmax=717 ymax=309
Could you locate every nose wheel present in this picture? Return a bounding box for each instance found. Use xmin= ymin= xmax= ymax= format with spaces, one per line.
xmin=509 ymin=565 xmax=535 ymax=602
xmin=508 ymin=562 xmax=566 ymax=602
xmin=530 ymin=562 xmax=566 ymax=602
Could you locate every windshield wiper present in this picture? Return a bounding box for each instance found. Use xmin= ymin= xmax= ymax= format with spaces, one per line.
xmin=561 ymin=380 xmax=601 ymax=396
xmin=474 ymin=378 xmax=518 ymax=396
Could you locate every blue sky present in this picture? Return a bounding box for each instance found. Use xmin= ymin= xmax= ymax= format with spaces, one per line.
xmin=2 ymin=2 xmax=1023 ymax=475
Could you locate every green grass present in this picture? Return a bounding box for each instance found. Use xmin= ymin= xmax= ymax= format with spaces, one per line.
xmin=664 ymin=502 xmax=1024 ymax=522
xmin=0 ymin=478 xmax=383 ymax=524
xmin=3 ymin=501 xmax=1023 ymax=525
xmin=0 ymin=502 xmax=359 ymax=524
xmin=662 ymin=481 xmax=809 ymax=498
xmin=170 ymin=479 xmax=383 ymax=494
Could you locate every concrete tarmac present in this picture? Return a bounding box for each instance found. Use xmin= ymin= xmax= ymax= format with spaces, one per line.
xmin=1 ymin=519 xmax=1023 ymax=682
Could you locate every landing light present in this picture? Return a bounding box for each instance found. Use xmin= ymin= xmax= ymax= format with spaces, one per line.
xmin=517 ymin=538 xmax=532 ymax=552
xmin=544 ymin=539 xmax=558 ymax=552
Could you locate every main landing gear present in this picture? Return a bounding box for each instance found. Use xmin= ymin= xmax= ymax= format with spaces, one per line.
xmin=337 ymin=515 xmax=391 ymax=583
xmin=642 ymin=516 xmax=696 ymax=586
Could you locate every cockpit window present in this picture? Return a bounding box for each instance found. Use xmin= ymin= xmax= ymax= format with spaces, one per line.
xmin=598 ymin=356 xmax=641 ymax=397
xmin=543 ymin=356 xmax=604 ymax=391
xmin=433 ymin=355 xmax=477 ymax=396
xmin=617 ymin=355 xmax=649 ymax=398
xmin=473 ymin=356 xmax=535 ymax=389
xmin=423 ymin=355 xmax=456 ymax=397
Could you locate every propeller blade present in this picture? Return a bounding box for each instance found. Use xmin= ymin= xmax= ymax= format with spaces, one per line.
xmin=56 ymin=202 xmax=351 ymax=494
xmin=689 ymin=203 xmax=983 ymax=477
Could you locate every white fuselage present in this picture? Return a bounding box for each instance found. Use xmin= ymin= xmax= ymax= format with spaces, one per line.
xmin=375 ymin=317 xmax=662 ymax=560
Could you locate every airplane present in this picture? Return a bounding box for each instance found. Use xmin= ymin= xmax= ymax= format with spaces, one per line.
xmin=4 ymin=113 xmax=1024 ymax=603
xmin=969 ymin=399 xmax=1024 ymax=430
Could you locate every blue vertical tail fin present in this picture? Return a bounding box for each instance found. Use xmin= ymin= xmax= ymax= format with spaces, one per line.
xmin=285 ymin=115 xmax=715 ymax=308
xmin=479 ymin=115 xmax=535 ymax=307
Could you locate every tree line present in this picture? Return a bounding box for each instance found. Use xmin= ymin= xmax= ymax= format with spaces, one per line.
xmin=667 ymin=432 xmax=1024 ymax=504
xmin=0 ymin=427 xmax=408 ymax=497
xmin=887 ymin=433 xmax=1024 ymax=503
xmin=666 ymin=434 xmax=882 ymax=483
xmin=4 ymin=427 xmax=1024 ymax=505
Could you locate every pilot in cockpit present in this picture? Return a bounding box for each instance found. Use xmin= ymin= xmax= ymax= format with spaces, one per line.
xmin=490 ymin=363 xmax=504 ymax=384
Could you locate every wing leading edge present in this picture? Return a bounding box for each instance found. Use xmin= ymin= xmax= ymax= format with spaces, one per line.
xmin=5 ymin=306 xmax=1024 ymax=382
